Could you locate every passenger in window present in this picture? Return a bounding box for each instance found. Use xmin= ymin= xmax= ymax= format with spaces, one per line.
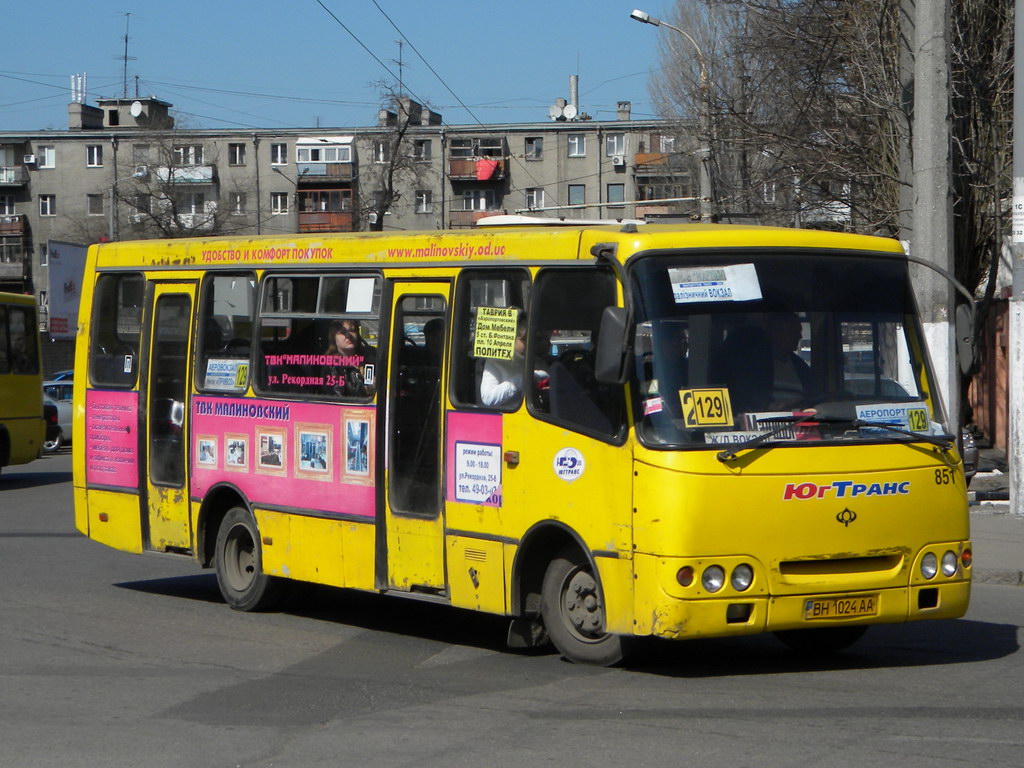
xmin=480 ymin=314 xmax=526 ymax=407
xmin=326 ymin=319 xmax=375 ymax=397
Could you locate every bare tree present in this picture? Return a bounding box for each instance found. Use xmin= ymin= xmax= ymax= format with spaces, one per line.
xmin=113 ymin=132 xmax=265 ymax=239
xmin=360 ymin=88 xmax=435 ymax=231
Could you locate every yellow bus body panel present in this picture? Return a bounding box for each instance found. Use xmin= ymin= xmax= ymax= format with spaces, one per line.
xmin=82 ymin=489 xmax=144 ymax=554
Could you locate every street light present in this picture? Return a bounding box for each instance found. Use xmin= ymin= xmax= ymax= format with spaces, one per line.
xmin=630 ymin=9 xmax=714 ymax=223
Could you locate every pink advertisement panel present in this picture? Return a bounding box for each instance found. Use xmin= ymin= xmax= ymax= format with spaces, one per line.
xmin=85 ymin=389 xmax=140 ymax=489
xmin=446 ymin=411 xmax=503 ymax=507
xmin=191 ymin=396 xmax=376 ymax=519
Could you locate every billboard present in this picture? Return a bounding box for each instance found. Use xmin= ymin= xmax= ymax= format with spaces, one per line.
xmin=46 ymin=241 xmax=87 ymax=339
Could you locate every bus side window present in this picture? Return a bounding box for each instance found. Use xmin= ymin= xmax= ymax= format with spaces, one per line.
xmin=528 ymin=268 xmax=625 ymax=439
xmin=89 ymin=273 xmax=144 ymax=387
xmin=5 ymin=305 xmax=38 ymax=375
xmin=196 ymin=273 xmax=256 ymax=393
xmin=450 ymin=268 xmax=531 ymax=409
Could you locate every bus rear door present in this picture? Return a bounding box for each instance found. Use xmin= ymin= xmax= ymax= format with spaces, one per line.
xmin=143 ymin=282 xmax=197 ymax=552
xmin=384 ymin=282 xmax=450 ymax=593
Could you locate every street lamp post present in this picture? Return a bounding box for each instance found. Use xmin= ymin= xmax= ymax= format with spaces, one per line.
xmin=630 ymin=9 xmax=714 ymax=223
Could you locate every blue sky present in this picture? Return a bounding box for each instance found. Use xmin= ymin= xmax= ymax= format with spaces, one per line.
xmin=2 ymin=0 xmax=671 ymax=131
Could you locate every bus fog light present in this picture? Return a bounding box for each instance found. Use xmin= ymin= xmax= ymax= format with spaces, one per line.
xmin=921 ymin=553 xmax=938 ymax=580
xmin=702 ymin=565 xmax=725 ymax=593
xmin=731 ymin=564 xmax=754 ymax=592
xmin=941 ymin=550 xmax=959 ymax=577
xmin=676 ymin=566 xmax=694 ymax=587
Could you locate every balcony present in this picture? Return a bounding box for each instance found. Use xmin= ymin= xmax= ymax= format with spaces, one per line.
xmin=448 ymin=157 xmax=506 ymax=181
xmin=449 ymin=210 xmax=503 ymax=228
xmin=298 ymin=211 xmax=355 ymax=233
xmin=0 ymin=214 xmax=27 ymax=235
xmin=0 ymin=260 xmax=25 ymax=280
xmin=0 ymin=166 xmax=29 ymax=186
xmin=634 ymin=152 xmax=690 ymax=176
xmin=153 ymin=165 xmax=216 ymax=184
xmin=296 ymin=163 xmax=355 ymax=183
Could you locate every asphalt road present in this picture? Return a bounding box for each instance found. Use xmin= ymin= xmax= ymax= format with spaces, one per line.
xmin=2 ymin=450 xmax=1023 ymax=768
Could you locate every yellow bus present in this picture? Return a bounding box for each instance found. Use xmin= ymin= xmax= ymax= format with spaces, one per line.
xmin=0 ymin=291 xmax=44 ymax=476
xmin=73 ymin=224 xmax=972 ymax=664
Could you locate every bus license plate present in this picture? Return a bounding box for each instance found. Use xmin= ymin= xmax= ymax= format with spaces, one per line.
xmin=804 ymin=595 xmax=878 ymax=620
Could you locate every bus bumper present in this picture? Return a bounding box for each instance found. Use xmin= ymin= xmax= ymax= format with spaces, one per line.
xmin=633 ymin=553 xmax=971 ymax=640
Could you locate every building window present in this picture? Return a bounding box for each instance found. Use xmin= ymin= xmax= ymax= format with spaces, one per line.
xmin=229 ymin=192 xmax=247 ymax=215
xmin=568 ymin=184 xmax=586 ymax=207
xmin=133 ymin=144 xmax=150 ymax=166
xmin=450 ymin=137 xmax=503 ymax=158
xmin=173 ymin=145 xmax=204 ymax=165
xmin=271 ymin=192 xmax=289 ymax=214
xmin=372 ymin=140 xmax=390 ymax=163
xmin=86 ymin=145 xmax=104 ymax=167
xmin=525 ymin=137 xmax=543 ymax=160
xmin=462 ymin=189 xmax=496 ymax=211
xmin=296 ymin=145 xmax=351 ymax=162
xmin=762 ymin=181 xmax=776 ymax=204
xmin=659 ymin=135 xmax=676 ymax=154
xmin=0 ymin=195 xmax=13 ymax=215
xmin=413 ymin=140 xmax=432 ymax=161
xmin=132 ymin=194 xmax=152 ymax=218
xmin=270 ymin=143 xmax=288 ymax=165
xmin=298 ymin=189 xmax=352 ymax=212
xmin=176 ymin=192 xmax=205 ymax=215
xmin=228 ymin=143 xmax=246 ymax=165
xmin=39 ymin=194 xmax=56 ymax=216
xmin=38 ymin=146 xmax=56 ymax=168
xmin=605 ymin=133 xmax=626 ymax=157
xmin=525 ymin=188 xmax=544 ymax=211
xmin=415 ymin=190 xmax=433 ymax=214
xmin=607 ymin=183 xmax=625 ymax=208
xmin=567 ymin=134 xmax=586 ymax=158
xmin=87 ymin=194 xmax=104 ymax=216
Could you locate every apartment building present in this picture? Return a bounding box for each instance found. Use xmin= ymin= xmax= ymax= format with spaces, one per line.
xmin=0 ymin=97 xmax=698 ymax=302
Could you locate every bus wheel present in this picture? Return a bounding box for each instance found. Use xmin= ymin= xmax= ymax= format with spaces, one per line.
xmin=774 ymin=626 xmax=867 ymax=654
xmin=215 ymin=507 xmax=284 ymax=612
xmin=540 ymin=549 xmax=627 ymax=666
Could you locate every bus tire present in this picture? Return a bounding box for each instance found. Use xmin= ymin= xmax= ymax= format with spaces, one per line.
xmin=774 ymin=626 xmax=867 ymax=654
xmin=214 ymin=506 xmax=284 ymax=612
xmin=540 ymin=548 xmax=628 ymax=666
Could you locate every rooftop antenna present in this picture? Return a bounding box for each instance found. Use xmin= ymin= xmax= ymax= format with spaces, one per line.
xmin=391 ymin=39 xmax=406 ymax=96
xmin=117 ymin=13 xmax=137 ymax=99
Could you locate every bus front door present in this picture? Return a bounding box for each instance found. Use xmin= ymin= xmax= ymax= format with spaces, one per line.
xmin=143 ymin=283 xmax=196 ymax=552
xmin=384 ymin=283 xmax=450 ymax=593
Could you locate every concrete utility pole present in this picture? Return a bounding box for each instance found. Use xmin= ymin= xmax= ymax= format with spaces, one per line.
xmin=911 ymin=0 xmax=959 ymax=440
xmin=1008 ymin=0 xmax=1024 ymax=517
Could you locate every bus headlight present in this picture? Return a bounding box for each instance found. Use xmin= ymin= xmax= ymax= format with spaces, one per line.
xmin=941 ymin=550 xmax=959 ymax=577
xmin=731 ymin=564 xmax=754 ymax=592
xmin=702 ymin=565 xmax=726 ymax=593
xmin=921 ymin=552 xmax=938 ymax=580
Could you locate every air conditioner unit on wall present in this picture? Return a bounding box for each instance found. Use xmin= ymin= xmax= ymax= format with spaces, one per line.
xmin=611 ymin=155 xmax=625 ymax=167
xmin=23 ymin=154 xmax=36 ymax=164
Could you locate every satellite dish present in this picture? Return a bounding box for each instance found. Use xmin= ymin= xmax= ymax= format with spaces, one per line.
xmin=563 ymin=104 xmax=578 ymax=120
xmin=130 ymin=100 xmax=144 ymax=117
xmin=548 ymin=104 xmax=564 ymax=121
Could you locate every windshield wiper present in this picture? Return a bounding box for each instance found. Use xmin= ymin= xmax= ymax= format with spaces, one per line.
xmin=851 ymin=419 xmax=955 ymax=451
xmin=716 ymin=415 xmax=955 ymax=463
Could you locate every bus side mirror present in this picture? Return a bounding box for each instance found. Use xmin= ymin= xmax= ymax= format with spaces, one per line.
xmin=954 ymin=303 xmax=975 ymax=375
xmin=595 ymin=306 xmax=631 ymax=385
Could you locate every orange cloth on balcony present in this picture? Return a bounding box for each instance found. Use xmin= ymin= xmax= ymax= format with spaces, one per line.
xmin=476 ymin=158 xmax=499 ymax=180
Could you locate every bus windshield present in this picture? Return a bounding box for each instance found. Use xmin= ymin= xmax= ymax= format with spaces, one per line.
xmin=629 ymin=249 xmax=946 ymax=449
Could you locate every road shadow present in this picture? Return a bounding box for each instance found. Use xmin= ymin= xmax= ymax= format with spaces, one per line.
xmin=112 ymin=572 xmax=1018 ymax=674
xmin=0 ymin=469 xmax=72 ymax=490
